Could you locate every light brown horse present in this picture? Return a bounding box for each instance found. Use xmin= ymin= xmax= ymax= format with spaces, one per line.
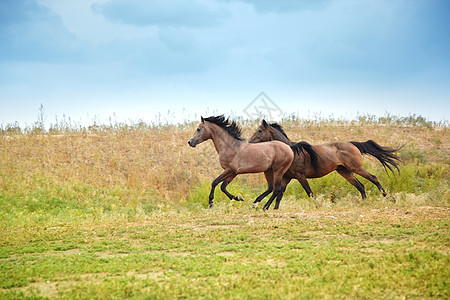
xmin=188 ymin=115 xmax=309 ymax=210
xmin=249 ymin=120 xmax=401 ymax=200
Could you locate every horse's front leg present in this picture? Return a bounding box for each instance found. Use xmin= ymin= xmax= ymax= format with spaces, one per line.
xmin=209 ymin=169 xmax=234 ymax=208
xmin=252 ymin=186 xmax=273 ymax=207
xmin=221 ymin=176 xmax=243 ymax=202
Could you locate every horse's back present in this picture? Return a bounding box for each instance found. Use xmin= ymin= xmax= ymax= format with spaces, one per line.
xmin=314 ymin=142 xmax=363 ymax=172
xmin=254 ymin=140 xmax=293 ymax=159
xmin=315 ymin=142 xmax=360 ymax=156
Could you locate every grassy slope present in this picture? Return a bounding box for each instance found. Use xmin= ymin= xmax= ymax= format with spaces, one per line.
xmin=0 ymin=117 xmax=449 ymax=299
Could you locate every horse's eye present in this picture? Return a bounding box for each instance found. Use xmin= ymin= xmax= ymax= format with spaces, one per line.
xmin=197 ymin=128 xmax=201 ymax=132
xmin=258 ymin=129 xmax=262 ymax=133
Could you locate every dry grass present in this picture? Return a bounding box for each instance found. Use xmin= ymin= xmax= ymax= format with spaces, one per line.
xmin=1 ymin=118 xmax=448 ymax=204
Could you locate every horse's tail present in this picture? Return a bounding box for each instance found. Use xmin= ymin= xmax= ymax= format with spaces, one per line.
xmin=350 ymin=140 xmax=402 ymax=174
xmin=291 ymin=141 xmax=320 ymax=173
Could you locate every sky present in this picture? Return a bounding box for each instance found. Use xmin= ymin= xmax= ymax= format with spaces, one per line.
xmin=0 ymin=0 xmax=449 ymax=127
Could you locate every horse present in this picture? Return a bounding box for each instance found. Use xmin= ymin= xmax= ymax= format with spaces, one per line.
xmin=248 ymin=123 xmax=320 ymax=208
xmin=249 ymin=120 xmax=401 ymax=200
xmin=188 ymin=115 xmax=312 ymax=210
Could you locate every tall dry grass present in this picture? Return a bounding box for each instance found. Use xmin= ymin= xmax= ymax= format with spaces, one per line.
xmin=0 ymin=115 xmax=448 ymax=212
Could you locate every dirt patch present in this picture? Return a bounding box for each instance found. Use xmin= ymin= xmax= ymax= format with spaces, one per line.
xmin=8 ymin=271 xmax=164 ymax=298
xmin=266 ymin=258 xmax=288 ymax=268
xmin=59 ymin=249 xmax=84 ymax=256
xmin=95 ymin=252 xmax=130 ymax=259
xmin=125 ymin=271 xmax=164 ymax=280
xmin=216 ymin=251 xmax=236 ymax=257
xmin=22 ymin=280 xmax=71 ymax=299
xmin=182 ymin=223 xmax=242 ymax=233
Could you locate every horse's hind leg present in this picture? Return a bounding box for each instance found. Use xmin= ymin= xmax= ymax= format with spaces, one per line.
xmin=296 ymin=173 xmax=313 ymax=197
xmin=336 ymin=166 xmax=366 ymax=199
xmin=274 ymin=182 xmax=289 ymax=210
xmin=253 ymin=171 xmax=274 ymax=207
xmin=273 ymin=176 xmax=292 ymax=209
xmin=353 ymin=167 xmax=387 ymax=197
xmin=264 ymin=164 xmax=292 ymax=210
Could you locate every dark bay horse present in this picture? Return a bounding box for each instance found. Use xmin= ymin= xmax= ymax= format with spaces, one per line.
xmin=249 ymin=120 xmax=401 ymax=200
xmin=188 ymin=115 xmax=310 ymax=210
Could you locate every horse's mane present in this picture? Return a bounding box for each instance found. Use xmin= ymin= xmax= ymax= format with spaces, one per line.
xmin=204 ymin=115 xmax=244 ymax=141
xmin=269 ymin=123 xmax=291 ymax=141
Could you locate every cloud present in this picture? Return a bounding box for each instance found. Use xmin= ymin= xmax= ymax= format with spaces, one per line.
xmin=92 ymin=0 xmax=227 ymax=27
xmin=0 ymin=0 xmax=81 ymax=62
xmin=219 ymin=0 xmax=331 ymax=13
xmin=0 ymin=0 xmax=50 ymax=24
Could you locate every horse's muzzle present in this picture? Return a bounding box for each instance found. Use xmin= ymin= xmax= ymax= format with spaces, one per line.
xmin=188 ymin=139 xmax=196 ymax=147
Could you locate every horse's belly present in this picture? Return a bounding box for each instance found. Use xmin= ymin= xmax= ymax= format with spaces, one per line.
xmin=234 ymin=152 xmax=271 ymax=174
xmin=236 ymin=162 xmax=270 ymax=174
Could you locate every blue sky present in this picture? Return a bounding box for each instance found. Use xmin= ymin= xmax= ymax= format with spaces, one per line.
xmin=0 ymin=0 xmax=449 ymax=126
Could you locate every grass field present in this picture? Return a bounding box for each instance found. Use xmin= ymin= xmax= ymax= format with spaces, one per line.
xmin=0 ymin=115 xmax=448 ymax=299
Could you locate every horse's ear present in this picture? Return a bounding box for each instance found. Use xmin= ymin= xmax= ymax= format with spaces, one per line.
xmin=262 ymin=119 xmax=268 ymax=128
xmin=201 ymin=116 xmax=204 ymax=123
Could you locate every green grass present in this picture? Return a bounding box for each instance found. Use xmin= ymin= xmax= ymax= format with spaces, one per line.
xmin=0 ymin=202 xmax=448 ymax=299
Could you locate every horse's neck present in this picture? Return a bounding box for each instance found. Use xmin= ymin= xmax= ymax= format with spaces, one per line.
xmin=209 ymin=124 xmax=241 ymax=155
xmin=273 ymin=130 xmax=295 ymax=146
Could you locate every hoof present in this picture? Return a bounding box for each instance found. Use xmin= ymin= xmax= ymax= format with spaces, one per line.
xmin=389 ymin=195 xmax=396 ymax=203
xmin=235 ymin=195 xmax=244 ymax=201
xmin=209 ymin=202 xmax=214 ymax=209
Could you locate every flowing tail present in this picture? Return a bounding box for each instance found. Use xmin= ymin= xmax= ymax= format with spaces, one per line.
xmin=291 ymin=141 xmax=320 ymax=173
xmin=350 ymin=140 xmax=402 ymax=174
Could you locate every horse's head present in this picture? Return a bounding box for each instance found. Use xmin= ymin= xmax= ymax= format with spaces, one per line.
xmin=249 ymin=120 xmax=274 ymax=143
xmin=188 ymin=117 xmax=212 ymax=147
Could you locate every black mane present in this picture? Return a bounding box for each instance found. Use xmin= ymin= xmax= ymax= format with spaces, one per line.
xmin=204 ymin=115 xmax=244 ymax=141
xmin=269 ymin=123 xmax=291 ymax=140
